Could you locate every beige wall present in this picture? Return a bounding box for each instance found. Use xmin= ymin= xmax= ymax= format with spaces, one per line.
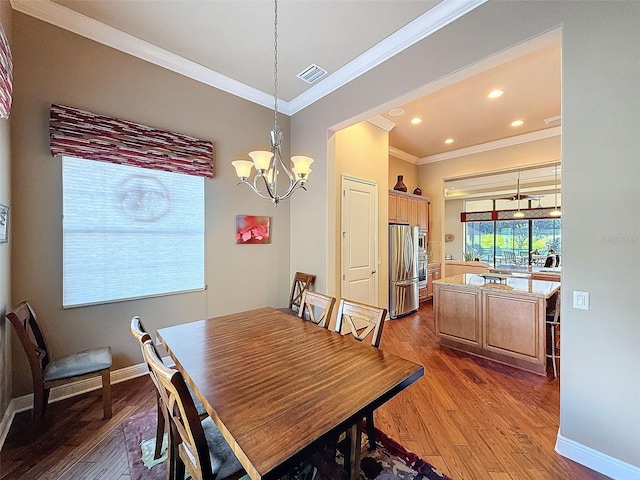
xmin=10 ymin=13 xmax=292 ymax=396
xmin=331 ymin=121 xmax=389 ymax=310
xmin=0 ymin=0 xmax=12 ymax=425
xmin=443 ymin=198 xmax=463 ymax=261
xmin=290 ymin=1 xmax=639 ymax=474
xmin=388 ymin=155 xmax=418 ymax=195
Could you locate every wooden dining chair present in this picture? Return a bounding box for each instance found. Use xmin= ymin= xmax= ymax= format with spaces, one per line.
xmin=335 ymin=298 xmax=387 ymax=451
xmin=6 ymin=301 xmax=112 ymax=431
xmin=141 ymin=340 xmax=246 ymax=480
xmin=130 ymin=316 xmax=208 ymax=461
xmin=298 ymin=290 xmax=336 ymax=328
xmin=280 ymin=272 xmax=316 ymax=316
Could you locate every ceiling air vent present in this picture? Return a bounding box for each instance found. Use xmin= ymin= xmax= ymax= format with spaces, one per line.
xmin=296 ymin=64 xmax=328 ymax=84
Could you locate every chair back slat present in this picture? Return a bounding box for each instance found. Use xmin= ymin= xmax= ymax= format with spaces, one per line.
xmin=142 ymin=340 xmax=212 ymax=480
xmin=288 ymin=272 xmax=316 ymax=312
xmin=6 ymin=302 xmax=51 ymax=381
xmin=299 ymin=291 xmax=336 ymax=328
xmin=335 ymin=299 xmax=387 ymax=348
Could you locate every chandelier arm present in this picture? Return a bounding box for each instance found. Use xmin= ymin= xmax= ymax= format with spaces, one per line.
xmin=236 ymin=179 xmax=275 ymax=202
xmin=255 ymin=172 xmax=278 ymax=200
xmin=279 ymin=178 xmax=307 ymax=201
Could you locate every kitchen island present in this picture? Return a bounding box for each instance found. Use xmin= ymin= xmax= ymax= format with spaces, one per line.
xmin=433 ymin=273 xmax=560 ymax=375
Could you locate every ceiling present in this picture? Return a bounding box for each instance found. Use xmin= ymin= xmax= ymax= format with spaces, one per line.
xmin=12 ymin=0 xmax=560 ymax=168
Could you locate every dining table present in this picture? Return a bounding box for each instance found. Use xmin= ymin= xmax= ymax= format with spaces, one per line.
xmin=156 ymin=307 xmax=424 ymax=480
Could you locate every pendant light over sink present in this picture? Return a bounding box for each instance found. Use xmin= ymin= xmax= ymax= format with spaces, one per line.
xmin=231 ymin=0 xmax=313 ymax=206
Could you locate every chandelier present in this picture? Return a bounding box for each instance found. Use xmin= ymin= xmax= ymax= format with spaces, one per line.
xmin=231 ymin=0 xmax=313 ymax=206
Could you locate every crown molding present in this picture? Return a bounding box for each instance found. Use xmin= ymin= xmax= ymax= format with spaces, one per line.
xmin=11 ymin=0 xmax=485 ymax=116
xmin=367 ymin=115 xmax=396 ymax=132
xmin=418 ymin=126 xmax=561 ymax=164
xmin=389 ymin=146 xmax=419 ymax=164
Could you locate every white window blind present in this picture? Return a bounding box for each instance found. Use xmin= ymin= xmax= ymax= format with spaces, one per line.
xmin=62 ymin=156 xmax=205 ymax=308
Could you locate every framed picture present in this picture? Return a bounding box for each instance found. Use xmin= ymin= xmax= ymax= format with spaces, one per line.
xmin=236 ymin=215 xmax=271 ymax=244
xmin=0 ymin=204 xmax=8 ymax=243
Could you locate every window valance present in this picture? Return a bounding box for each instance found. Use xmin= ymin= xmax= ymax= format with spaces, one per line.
xmin=461 ymin=207 xmax=561 ymax=222
xmin=49 ymin=104 xmax=214 ymax=178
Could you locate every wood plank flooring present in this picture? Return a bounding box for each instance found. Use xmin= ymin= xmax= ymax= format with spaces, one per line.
xmin=0 ymin=302 xmax=609 ymax=479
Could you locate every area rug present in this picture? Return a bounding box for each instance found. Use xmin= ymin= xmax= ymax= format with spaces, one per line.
xmin=123 ymin=409 xmax=451 ymax=480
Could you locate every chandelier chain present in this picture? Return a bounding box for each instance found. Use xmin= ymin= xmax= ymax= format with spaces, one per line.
xmin=273 ymin=0 xmax=278 ymax=132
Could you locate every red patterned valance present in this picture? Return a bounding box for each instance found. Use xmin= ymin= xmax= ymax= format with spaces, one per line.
xmin=50 ymin=104 xmax=214 ymax=178
xmin=461 ymin=207 xmax=561 ymax=222
xmin=0 ymin=24 xmax=12 ymax=119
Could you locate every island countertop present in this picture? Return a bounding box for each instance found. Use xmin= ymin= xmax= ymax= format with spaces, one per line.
xmin=433 ymin=273 xmax=560 ymax=298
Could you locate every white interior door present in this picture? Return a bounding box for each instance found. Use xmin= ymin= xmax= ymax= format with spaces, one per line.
xmin=341 ymin=175 xmax=378 ymax=306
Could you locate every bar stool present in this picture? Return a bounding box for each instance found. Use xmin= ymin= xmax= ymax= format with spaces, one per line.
xmin=546 ymin=291 xmax=561 ymax=377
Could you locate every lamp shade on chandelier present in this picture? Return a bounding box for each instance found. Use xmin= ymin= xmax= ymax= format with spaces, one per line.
xmin=231 ymin=0 xmax=313 ymax=206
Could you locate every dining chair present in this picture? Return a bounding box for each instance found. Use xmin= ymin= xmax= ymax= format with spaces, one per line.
xmin=141 ymin=340 xmax=246 ymax=480
xmin=6 ymin=301 xmax=112 ymax=431
xmin=130 ymin=316 xmax=208 ymax=461
xmin=298 ymin=290 xmax=336 ymax=328
xmin=334 ymin=298 xmax=387 ymax=451
xmin=280 ymin=272 xmax=316 ymax=316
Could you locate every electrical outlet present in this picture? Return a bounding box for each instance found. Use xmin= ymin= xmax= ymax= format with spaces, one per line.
xmin=573 ymin=291 xmax=590 ymax=310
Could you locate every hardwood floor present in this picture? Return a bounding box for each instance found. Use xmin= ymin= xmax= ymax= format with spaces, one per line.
xmin=0 ymin=302 xmax=609 ymax=480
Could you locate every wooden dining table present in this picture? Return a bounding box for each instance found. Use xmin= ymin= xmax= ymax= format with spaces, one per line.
xmin=156 ymin=307 xmax=424 ymax=480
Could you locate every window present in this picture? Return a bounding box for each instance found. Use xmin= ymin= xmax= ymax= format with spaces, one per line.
xmin=464 ymin=199 xmax=561 ymax=267
xmin=62 ymin=156 xmax=205 ymax=307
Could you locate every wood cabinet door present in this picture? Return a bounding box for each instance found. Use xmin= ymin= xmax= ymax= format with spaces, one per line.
xmin=482 ymin=291 xmax=545 ymax=365
xmin=388 ymin=193 xmax=398 ymax=222
xmin=427 ymin=271 xmax=434 ymax=297
xmin=397 ymin=195 xmax=409 ymax=224
xmin=418 ymin=199 xmax=428 ymax=231
xmin=419 ymin=286 xmax=427 ymax=302
xmin=434 ymin=285 xmax=482 ymax=347
xmin=409 ymin=198 xmax=418 ymax=226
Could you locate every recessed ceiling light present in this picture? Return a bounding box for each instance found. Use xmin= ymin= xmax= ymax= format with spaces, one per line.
xmin=388 ymin=108 xmax=405 ymax=117
xmin=444 ymin=138 xmax=454 ymax=144
xmin=511 ymin=120 xmax=524 ymax=127
xmin=487 ymin=89 xmax=504 ymax=99
xmin=411 ymin=117 xmax=422 ymax=125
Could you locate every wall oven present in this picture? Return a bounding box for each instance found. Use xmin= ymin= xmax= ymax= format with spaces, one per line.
xmin=418 ymin=253 xmax=427 ymax=288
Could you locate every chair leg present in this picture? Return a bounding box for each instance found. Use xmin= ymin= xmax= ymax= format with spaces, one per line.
xmin=154 ymin=394 xmax=165 ymax=460
xmin=166 ymin=424 xmax=178 ymax=480
xmin=102 ymin=369 xmax=112 ymax=418
xmin=365 ymin=413 xmax=376 ymax=450
xmin=551 ymin=325 xmax=558 ymax=378
xmin=32 ymin=384 xmax=46 ymax=427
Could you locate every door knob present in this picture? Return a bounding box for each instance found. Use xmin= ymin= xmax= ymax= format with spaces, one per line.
xmin=371 ymin=270 xmax=377 ymax=274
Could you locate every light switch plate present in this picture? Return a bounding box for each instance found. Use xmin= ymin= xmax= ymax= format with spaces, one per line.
xmin=573 ymin=291 xmax=590 ymax=310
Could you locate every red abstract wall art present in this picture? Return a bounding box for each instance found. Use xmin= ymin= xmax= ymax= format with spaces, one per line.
xmin=236 ymin=215 xmax=271 ymax=244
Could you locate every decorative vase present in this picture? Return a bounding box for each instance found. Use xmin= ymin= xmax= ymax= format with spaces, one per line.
xmin=393 ymin=175 xmax=407 ymax=192
xmin=413 ymin=187 xmax=422 ymax=196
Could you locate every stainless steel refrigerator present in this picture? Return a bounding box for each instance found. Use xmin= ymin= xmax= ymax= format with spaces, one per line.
xmin=389 ymin=224 xmax=419 ymax=318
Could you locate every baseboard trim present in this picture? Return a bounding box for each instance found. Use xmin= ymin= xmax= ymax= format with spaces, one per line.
xmin=556 ymin=433 xmax=640 ymax=480
xmin=0 ymin=400 xmax=16 ymax=452
xmin=0 ymin=356 xmax=172 ymax=452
